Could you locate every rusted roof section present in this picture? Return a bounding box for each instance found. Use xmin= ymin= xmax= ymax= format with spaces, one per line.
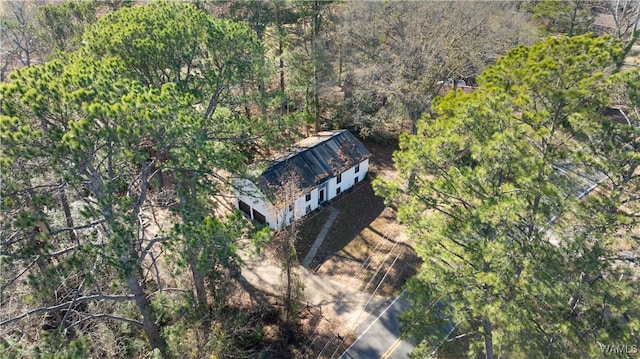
xmin=257 ymin=130 xmax=371 ymax=196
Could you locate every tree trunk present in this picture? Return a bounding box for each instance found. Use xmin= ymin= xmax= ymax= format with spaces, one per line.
xmin=284 ymin=237 xmax=293 ymax=322
xmin=483 ymin=318 xmax=494 ymax=359
xmin=241 ymin=82 xmax=252 ymax=120
xmin=125 ymin=274 xmax=167 ymax=356
xmin=313 ymin=0 xmax=321 ymax=133
xmin=279 ymin=36 xmax=287 ymax=111
xmin=616 ymin=29 xmax=639 ymax=72
xmin=203 ymin=84 xmax=223 ymax=121
xmin=568 ymin=2 xmax=578 ymax=37
xmin=60 ymin=186 xmax=77 ymax=244
xmin=24 ymin=187 xmax=51 ymax=272
xmin=281 ymin=227 xmax=299 ymax=344
xmin=190 ymin=255 xmax=212 ymax=339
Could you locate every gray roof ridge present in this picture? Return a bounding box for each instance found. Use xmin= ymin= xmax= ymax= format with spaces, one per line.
xmin=267 ymin=130 xmax=347 ymax=169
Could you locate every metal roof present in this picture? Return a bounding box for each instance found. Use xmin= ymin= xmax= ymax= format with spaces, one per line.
xmin=256 ymin=130 xmax=371 ymax=198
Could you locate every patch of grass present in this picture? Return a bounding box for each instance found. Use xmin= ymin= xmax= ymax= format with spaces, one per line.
xmin=295 ymin=209 xmax=331 ymax=262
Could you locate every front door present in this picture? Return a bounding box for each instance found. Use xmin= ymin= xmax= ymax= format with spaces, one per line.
xmin=318 ymin=182 xmax=328 ymax=205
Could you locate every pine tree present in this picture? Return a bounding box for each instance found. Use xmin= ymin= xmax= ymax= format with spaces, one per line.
xmin=375 ymin=34 xmax=640 ymax=358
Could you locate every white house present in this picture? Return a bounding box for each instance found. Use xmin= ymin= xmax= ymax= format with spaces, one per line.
xmin=233 ymin=130 xmax=372 ymax=230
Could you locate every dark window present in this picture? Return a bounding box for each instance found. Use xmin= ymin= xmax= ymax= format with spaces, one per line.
xmin=355 ymin=163 xmax=360 ymax=173
xmin=238 ymin=200 xmax=251 ymax=217
xmin=319 ymin=189 xmax=325 ymax=203
xmin=336 ymin=187 xmax=341 ymax=195
xmin=305 ymin=193 xmax=311 ymax=202
xmin=336 ymin=173 xmax=342 ymax=184
xmin=252 ymin=209 xmax=266 ymax=224
xmin=354 ymin=177 xmax=359 ymax=186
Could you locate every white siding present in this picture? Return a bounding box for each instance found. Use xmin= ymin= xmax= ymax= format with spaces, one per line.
xmin=283 ymin=187 xmax=321 ymax=227
xmin=233 ymin=178 xmax=278 ymax=228
xmin=303 ymin=188 xmax=320 ymax=213
xmin=326 ymin=159 xmax=369 ymax=202
xmin=357 ymin=158 xmax=369 ymax=182
xmin=233 ymin=158 xmax=369 ymax=231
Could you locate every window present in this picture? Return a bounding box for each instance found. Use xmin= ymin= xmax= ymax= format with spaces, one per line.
xmin=305 ymin=193 xmax=311 ymax=202
xmin=238 ymin=200 xmax=251 ymax=217
xmin=355 ymin=163 xmax=360 ymax=173
xmin=354 ymin=177 xmax=359 ymax=186
xmin=336 ymin=173 xmax=342 ymax=184
xmin=252 ymin=209 xmax=266 ymax=224
xmin=306 ymin=205 xmax=312 ymax=214
xmin=336 ymin=187 xmax=341 ymax=195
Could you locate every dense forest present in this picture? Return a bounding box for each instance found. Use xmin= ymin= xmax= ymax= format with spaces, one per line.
xmin=1 ymin=1 xmax=639 ymax=358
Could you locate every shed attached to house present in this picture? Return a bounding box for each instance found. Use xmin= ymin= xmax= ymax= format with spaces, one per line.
xmin=234 ymin=130 xmax=371 ymax=230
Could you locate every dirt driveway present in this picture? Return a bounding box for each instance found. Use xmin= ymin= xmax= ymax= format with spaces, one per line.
xmin=295 ymin=139 xmax=420 ymax=297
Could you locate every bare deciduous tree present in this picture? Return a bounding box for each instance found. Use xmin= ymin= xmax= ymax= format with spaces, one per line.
xmin=0 ymin=1 xmax=43 ymax=80
xmin=334 ymin=1 xmax=539 ymax=138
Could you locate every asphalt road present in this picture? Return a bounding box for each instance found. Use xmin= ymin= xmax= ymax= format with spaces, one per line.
xmin=240 ymin=246 xmax=416 ymax=358
xmin=340 ymin=293 xmax=414 ymax=359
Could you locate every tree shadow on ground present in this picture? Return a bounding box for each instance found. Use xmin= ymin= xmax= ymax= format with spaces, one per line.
xmin=298 ymin=180 xmax=421 ymax=297
xmin=301 ymin=180 xmax=385 ymax=269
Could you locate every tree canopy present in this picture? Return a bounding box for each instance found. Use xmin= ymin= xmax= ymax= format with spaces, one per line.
xmin=1 ymin=2 xmax=267 ymax=357
xmin=2 ymin=1 xmax=639 ymax=358
xmin=82 ymin=1 xmax=265 ymax=122
xmin=375 ymin=34 xmax=640 ymax=358
xmin=334 ymin=1 xmax=539 ymax=137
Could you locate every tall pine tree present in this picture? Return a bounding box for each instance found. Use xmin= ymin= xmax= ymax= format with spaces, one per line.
xmin=375 ymin=34 xmax=640 ymax=358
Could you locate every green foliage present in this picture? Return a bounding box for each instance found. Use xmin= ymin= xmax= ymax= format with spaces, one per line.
xmin=280 ymin=1 xmax=335 ymax=132
xmin=0 ymin=338 xmax=25 ymax=359
xmin=1 ymin=2 xmax=271 ymax=357
xmin=33 ymin=332 xmax=90 ymax=359
xmin=525 ymin=0 xmax=596 ymax=36
xmin=81 ymin=1 xmax=265 ymax=118
xmin=0 ymin=331 xmax=90 ymax=359
xmin=163 ymin=321 xmax=210 ymax=359
xmin=251 ymin=225 xmax=273 ymax=256
xmin=168 ymin=213 xmax=244 ymax=304
xmin=38 ymin=1 xmax=97 ymax=53
xmin=375 ymin=34 xmax=640 ymax=358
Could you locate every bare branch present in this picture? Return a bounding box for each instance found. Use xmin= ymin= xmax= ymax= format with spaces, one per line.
xmin=0 ymin=255 xmax=40 ymax=295
xmin=145 ymin=249 xmax=163 ymax=290
xmin=60 ymin=284 xmax=82 ymax=330
xmin=67 ymin=312 xmax=143 ymax=330
xmin=49 ymin=219 xmax=106 ymax=236
xmin=0 ymin=294 xmax=136 ymax=327
xmin=138 ymin=236 xmax=171 ymax=265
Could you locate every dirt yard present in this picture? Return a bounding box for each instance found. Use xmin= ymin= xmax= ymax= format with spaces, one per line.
xmin=252 ymin=137 xmax=420 ymax=357
xmin=294 ymin=138 xmax=421 ymax=297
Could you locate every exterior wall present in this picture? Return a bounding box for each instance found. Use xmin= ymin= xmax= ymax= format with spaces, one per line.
xmin=234 ymin=178 xmax=321 ymax=230
xmin=283 ymin=191 xmax=313 ymax=227
xmin=233 ymin=158 xmax=369 ymax=231
xmin=233 ymin=178 xmax=279 ymax=229
xmin=326 ymin=158 xmax=369 ymax=202
xmin=288 ymin=187 xmax=320 ymax=225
